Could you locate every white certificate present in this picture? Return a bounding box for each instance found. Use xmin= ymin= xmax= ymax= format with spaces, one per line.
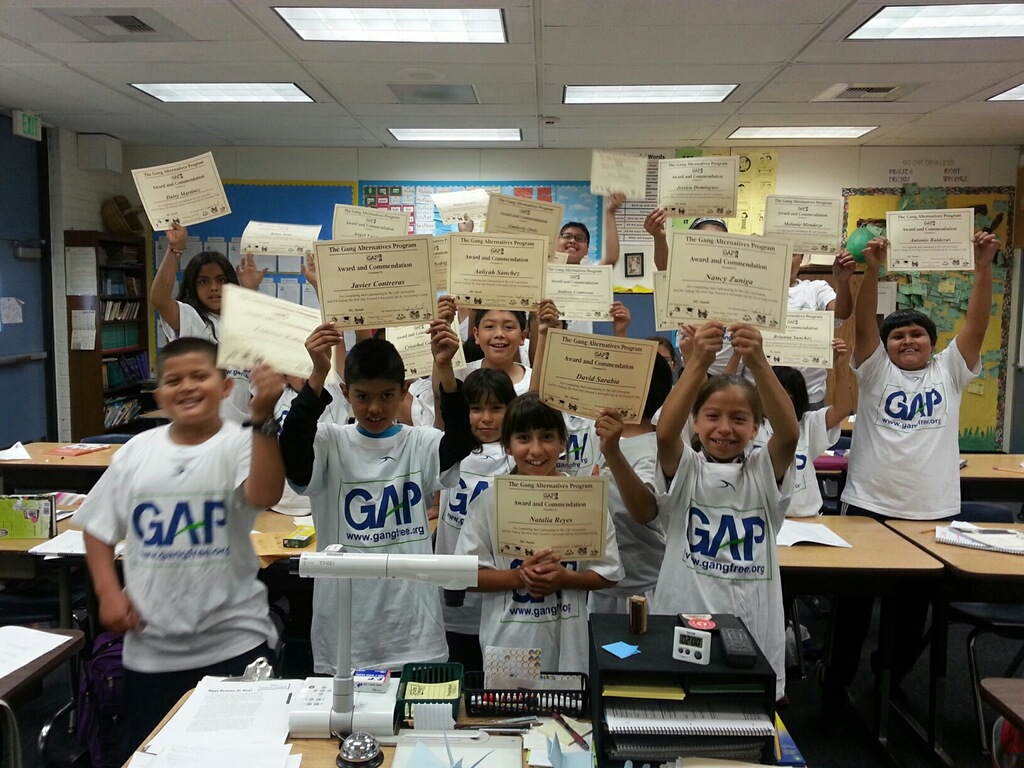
xmin=657 ymin=156 xmax=739 ymax=217
xmin=385 ymin=320 xmax=466 ymax=379
xmin=761 ymin=311 xmax=835 ymax=368
xmin=539 ymin=330 xmax=659 ymax=424
xmin=431 ymin=235 xmax=450 ymax=294
xmin=314 ymin=236 xmax=435 ymax=329
xmin=332 ymin=203 xmax=410 ymax=240
xmin=484 ymin=194 xmax=565 ymax=259
xmin=549 ymin=251 xmax=569 ymax=264
xmin=652 ymin=271 xmax=679 ymax=332
xmin=447 ymin=233 xmax=547 ymax=311
xmin=543 ymin=264 xmax=613 ymax=321
xmin=764 ymin=195 xmax=843 ymax=255
xmin=590 ymin=150 xmax=647 ymax=199
xmin=886 ymin=208 xmax=974 ymax=272
xmin=240 ymin=221 xmax=322 ymax=257
xmin=217 ymin=284 xmax=322 ymax=378
xmin=494 ymin=475 xmax=608 ymax=561
xmin=666 ymin=231 xmax=790 ymax=330
xmin=431 ymin=188 xmax=490 ymax=225
xmin=131 ymin=152 xmax=231 ymax=230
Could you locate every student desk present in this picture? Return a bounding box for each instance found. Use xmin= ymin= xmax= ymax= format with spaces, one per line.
xmin=776 ymin=516 xmax=944 ymax=749
xmin=0 ymin=442 xmax=120 ymax=494
xmin=0 ymin=518 xmax=78 ymax=628
xmin=0 ymin=628 xmax=84 ymax=706
xmin=886 ymin=520 xmax=1024 ymax=764
xmin=959 ymin=454 xmax=1024 ymax=502
xmin=981 ymin=678 xmax=1024 ymax=734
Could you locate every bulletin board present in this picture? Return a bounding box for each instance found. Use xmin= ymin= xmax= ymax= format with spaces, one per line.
xmin=358 ymin=180 xmax=605 ymax=262
xmin=843 ymin=186 xmax=1014 ymax=450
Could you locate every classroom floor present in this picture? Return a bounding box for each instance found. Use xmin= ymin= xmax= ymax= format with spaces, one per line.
xmin=14 ymin=608 xmax=1020 ymax=768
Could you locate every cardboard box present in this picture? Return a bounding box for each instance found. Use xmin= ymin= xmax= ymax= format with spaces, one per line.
xmin=0 ymin=495 xmax=56 ymax=539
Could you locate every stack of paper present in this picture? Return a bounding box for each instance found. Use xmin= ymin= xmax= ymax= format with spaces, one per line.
xmin=936 ymin=521 xmax=1024 ymax=556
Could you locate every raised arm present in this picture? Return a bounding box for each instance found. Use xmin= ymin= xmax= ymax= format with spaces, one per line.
xmin=645 ymin=208 xmax=670 ymax=271
xmin=656 ymin=322 xmax=723 ymax=479
xmin=597 ymin=408 xmax=658 ymax=525
xmin=830 ymin=250 xmax=856 ymax=321
xmin=244 ymin=364 xmax=286 ymax=508
xmin=732 ymin=324 xmax=798 ymax=484
xmin=957 ymin=232 xmax=1001 ymax=370
xmin=237 ymin=253 xmax=269 ymax=291
xmin=852 ymin=236 xmax=887 ymax=367
xmin=431 ymin=314 xmax=474 ymax=471
xmin=824 ymin=338 xmax=855 ymax=431
xmin=528 ymin=299 xmax=560 ymax=393
xmin=150 ymin=222 xmax=187 ymax=331
xmin=610 ymin=301 xmax=630 ymax=338
xmin=597 ymin=193 xmax=625 ymax=266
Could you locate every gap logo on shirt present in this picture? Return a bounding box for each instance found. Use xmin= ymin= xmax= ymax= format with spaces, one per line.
xmin=132 ymin=499 xmax=231 ymax=562
xmin=877 ymin=384 xmax=946 ymax=432
xmin=684 ymin=505 xmax=769 ymax=580
xmin=504 ymin=558 xmax=580 ymax=621
xmin=342 ymin=479 xmax=429 ymax=547
xmin=442 ymin=478 xmax=491 ymax=529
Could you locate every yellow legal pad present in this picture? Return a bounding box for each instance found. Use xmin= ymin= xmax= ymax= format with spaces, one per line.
xmin=602 ymin=681 xmax=686 ymax=701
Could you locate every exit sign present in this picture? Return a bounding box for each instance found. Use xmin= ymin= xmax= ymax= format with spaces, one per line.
xmin=13 ymin=110 xmax=42 ymax=141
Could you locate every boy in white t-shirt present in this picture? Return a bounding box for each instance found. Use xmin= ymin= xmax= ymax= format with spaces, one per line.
xmin=280 ymin=310 xmax=473 ymax=673
xmin=77 ymin=337 xmax=285 ymax=760
xmin=821 ymin=230 xmax=1001 ymax=719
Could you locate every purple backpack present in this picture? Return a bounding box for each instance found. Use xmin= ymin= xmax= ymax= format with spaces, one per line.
xmin=76 ymin=631 xmax=124 ymax=768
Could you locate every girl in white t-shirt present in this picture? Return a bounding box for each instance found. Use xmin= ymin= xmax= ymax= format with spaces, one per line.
xmin=150 ymin=223 xmax=268 ymax=422
xmin=435 ymin=368 xmax=516 ymax=672
xmin=652 ymin=322 xmax=799 ymax=700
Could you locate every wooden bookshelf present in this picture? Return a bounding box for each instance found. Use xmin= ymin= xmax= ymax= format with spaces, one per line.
xmin=65 ymin=230 xmax=151 ymax=439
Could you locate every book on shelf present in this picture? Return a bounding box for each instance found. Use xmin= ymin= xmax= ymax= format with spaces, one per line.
xmin=604 ymin=698 xmax=773 ymax=737
xmin=936 ymin=522 xmax=1024 ymax=556
xmin=774 ymin=714 xmax=805 ymax=766
xmin=104 ymin=396 xmax=141 ymax=429
xmin=602 ymin=681 xmax=686 ymax=701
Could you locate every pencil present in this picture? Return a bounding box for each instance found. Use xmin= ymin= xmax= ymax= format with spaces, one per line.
xmin=550 ymin=709 xmax=589 ymax=750
xmin=993 ymin=466 xmax=1024 ymax=476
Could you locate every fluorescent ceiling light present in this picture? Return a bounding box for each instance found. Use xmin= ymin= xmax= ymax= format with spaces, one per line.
xmin=729 ymin=126 xmax=877 ymax=139
xmin=989 ymin=83 xmax=1024 ymax=100
xmin=564 ymin=85 xmax=736 ymax=104
xmin=275 ymin=7 xmax=506 ymax=43
xmin=133 ymin=83 xmax=313 ymax=102
xmin=389 ymin=128 xmax=521 ymax=142
xmin=849 ymin=4 xmax=1024 ymax=39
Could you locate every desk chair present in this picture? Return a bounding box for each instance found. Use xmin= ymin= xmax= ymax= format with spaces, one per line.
xmin=818 ymin=435 xmax=851 ymax=515
xmin=79 ymin=435 xmax=133 ymax=444
xmin=950 ymin=502 xmax=1024 ymax=754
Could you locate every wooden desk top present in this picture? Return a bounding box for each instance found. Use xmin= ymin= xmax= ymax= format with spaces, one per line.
xmin=778 ymin=516 xmax=943 ymax=574
xmin=981 ymin=678 xmax=1024 ymax=733
xmin=5 ymin=442 xmax=121 ymax=468
xmin=959 ymin=454 xmax=1024 ymax=480
xmin=886 ymin=520 xmax=1024 ymax=580
xmin=0 ymin=628 xmax=84 ymax=703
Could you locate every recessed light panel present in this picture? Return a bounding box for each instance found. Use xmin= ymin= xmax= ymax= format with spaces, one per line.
xmin=132 ymin=83 xmax=313 ymax=102
xmin=275 ymin=7 xmax=506 ymax=43
xmin=989 ymin=83 xmax=1024 ymax=100
xmin=563 ymin=85 xmax=736 ymax=104
xmin=388 ymin=128 xmax=521 ymax=142
xmin=729 ymin=126 xmax=877 ymax=139
xmin=849 ymin=4 xmax=1024 ymax=39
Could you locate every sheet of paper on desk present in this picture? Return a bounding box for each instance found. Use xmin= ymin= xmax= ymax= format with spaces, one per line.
xmin=29 ymin=530 xmax=126 ymax=559
xmin=0 ymin=441 xmax=30 ymax=460
xmin=392 ymin=736 xmax=522 ymax=768
xmin=148 ymin=743 xmax=294 ymax=768
xmin=776 ymin=521 xmax=851 ymax=548
xmin=0 ymin=626 xmax=75 ymax=678
xmin=524 ymin=731 xmax=587 ymax=768
xmin=145 ymin=677 xmax=298 ymax=751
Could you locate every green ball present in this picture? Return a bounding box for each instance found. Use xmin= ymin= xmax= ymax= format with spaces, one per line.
xmin=846 ymin=227 xmax=873 ymax=263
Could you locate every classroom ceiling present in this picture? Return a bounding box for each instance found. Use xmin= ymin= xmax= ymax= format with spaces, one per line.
xmin=1 ymin=0 xmax=1023 ymax=149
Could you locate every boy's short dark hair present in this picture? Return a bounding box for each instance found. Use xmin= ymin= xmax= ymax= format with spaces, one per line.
xmin=880 ymin=309 xmax=937 ymax=346
xmin=156 ymin=337 xmax=220 ymax=380
xmin=559 ymin=221 xmax=590 ymax=243
xmin=501 ymin=393 xmax=568 ymax=449
xmin=345 ymin=337 xmax=406 ymax=386
xmin=473 ymin=308 xmax=527 ymax=331
xmin=643 ymin=354 xmax=674 ymax=420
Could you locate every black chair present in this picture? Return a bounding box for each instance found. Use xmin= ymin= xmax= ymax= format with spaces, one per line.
xmin=818 ymin=434 xmax=851 ymax=515
xmin=79 ymin=434 xmax=133 ymax=444
xmin=949 ymin=502 xmax=1024 ymax=754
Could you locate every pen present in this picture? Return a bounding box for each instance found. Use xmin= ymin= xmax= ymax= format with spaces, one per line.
xmin=551 ymin=709 xmax=589 ymax=750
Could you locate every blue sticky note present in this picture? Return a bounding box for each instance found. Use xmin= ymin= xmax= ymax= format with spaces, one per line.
xmin=601 ymin=641 xmax=641 ymax=659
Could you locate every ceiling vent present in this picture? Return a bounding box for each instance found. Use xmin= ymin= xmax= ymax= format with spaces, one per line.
xmin=812 ymin=83 xmax=918 ymax=102
xmin=388 ymin=84 xmax=479 ymax=105
xmin=40 ymin=7 xmax=193 ymax=42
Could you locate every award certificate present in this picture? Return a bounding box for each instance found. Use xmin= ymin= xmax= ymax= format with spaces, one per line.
xmin=666 ymin=231 xmax=790 ymax=330
xmin=761 ymin=311 xmax=835 ymax=368
xmin=240 ymin=221 xmax=322 ymax=256
xmin=385 ymin=319 xmax=466 ymax=379
xmin=764 ymin=196 xmax=843 ymax=255
xmin=886 ymin=209 xmax=974 ymax=272
xmin=539 ymin=330 xmax=659 ymax=424
xmin=332 ymin=204 xmax=410 ymax=240
xmin=657 ymin=156 xmax=738 ymax=217
xmin=495 ymin=475 xmax=608 ymax=561
xmin=447 ymin=233 xmax=547 ymax=311
xmin=131 ymin=152 xmax=230 ymax=229
xmin=431 ymin=188 xmax=490 ymax=225
xmin=542 ymin=264 xmax=613 ymax=321
xmin=590 ymin=150 xmax=646 ymax=199
xmin=431 ymin=235 xmax=450 ymax=294
xmin=217 ymin=284 xmax=322 ymax=378
xmin=652 ymin=271 xmax=678 ymax=331
xmin=314 ymin=236 xmax=435 ymax=329
xmin=484 ymin=194 xmax=564 ymax=258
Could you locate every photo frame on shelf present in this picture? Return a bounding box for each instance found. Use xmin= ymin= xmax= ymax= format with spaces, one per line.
xmin=625 ymin=252 xmax=644 ymax=278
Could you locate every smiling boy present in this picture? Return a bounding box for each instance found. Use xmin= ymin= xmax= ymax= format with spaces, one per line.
xmin=280 ymin=319 xmax=473 ymax=672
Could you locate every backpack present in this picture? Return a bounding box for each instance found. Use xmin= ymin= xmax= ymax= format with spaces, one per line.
xmin=76 ymin=631 xmax=125 ymax=768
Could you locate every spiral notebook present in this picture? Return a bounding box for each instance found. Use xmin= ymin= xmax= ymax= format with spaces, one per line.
xmin=935 ymin=522 xmax=1024 ymax=556
xmin=605 ymin=699 xmax=773 ymax=737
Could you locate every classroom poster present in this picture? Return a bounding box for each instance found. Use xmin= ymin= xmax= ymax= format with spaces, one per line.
xmin=843 ymin=186 xmax=1014 ymax=450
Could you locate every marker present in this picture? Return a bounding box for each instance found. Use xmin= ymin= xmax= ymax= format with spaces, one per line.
xmin=550 ymin=710 xmax=589 ymax=750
